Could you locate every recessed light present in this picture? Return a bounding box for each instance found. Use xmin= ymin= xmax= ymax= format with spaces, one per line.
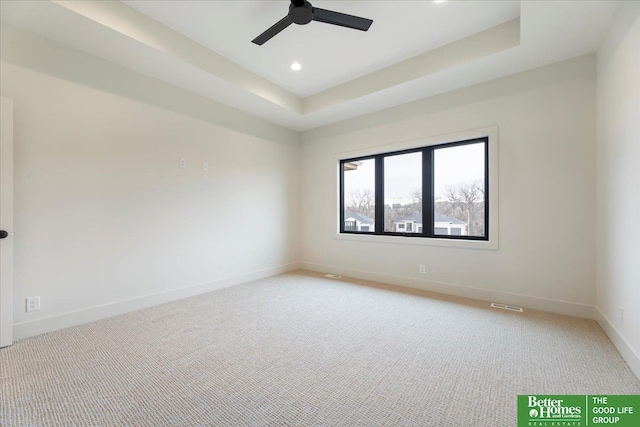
xmin=290 ymin=62 xmax=302 ymax=71
xmin=434 ymin=0 xmax=447 ymax=3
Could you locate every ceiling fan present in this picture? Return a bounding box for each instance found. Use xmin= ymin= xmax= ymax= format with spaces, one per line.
xmin=252 ymin=0 xmax=373 ymax=45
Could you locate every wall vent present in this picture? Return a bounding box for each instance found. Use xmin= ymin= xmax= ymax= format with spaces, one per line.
xmin=324 ymin=274 xmax=343 ymax=279
xmin=491 ymin=302 xmax=523 ymax=312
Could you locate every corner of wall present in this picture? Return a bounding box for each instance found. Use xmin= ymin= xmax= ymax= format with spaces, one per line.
xmin=595 ymin=308 xmax=640 ymax=380
xmin=595 ymin=1 xmax=640 ymax=380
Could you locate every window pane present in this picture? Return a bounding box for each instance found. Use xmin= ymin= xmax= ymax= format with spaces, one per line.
xmin=384 ymin=152 xmax=422 ymax=232
xmin=434 ymin=142 xmax=486 ymax=237
xmin=343 ymin=158 xmax=375 ymax=232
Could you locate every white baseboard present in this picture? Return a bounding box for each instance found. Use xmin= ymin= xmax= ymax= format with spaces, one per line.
xmin=14 ymin=263 xmax=301 ymax=341
xmin=300 ymin=262 xmax=595 ymax=319
xmin=594 ymin=307 xmax=640 ymax=380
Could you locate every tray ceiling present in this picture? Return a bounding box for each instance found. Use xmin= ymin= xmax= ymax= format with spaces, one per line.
xmin=0 ymin=1 xmax=621 ymax=131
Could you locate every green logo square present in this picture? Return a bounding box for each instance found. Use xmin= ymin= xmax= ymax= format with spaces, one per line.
xmin=518 ymin=395 xmax=640 ymax=427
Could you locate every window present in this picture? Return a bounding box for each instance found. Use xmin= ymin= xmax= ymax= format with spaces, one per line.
xmin=384 ymin=152 xmax=422 ymax=232
xmin=339 ymin=138 xmax=488 ymax=241
xmin=434 ymin=142 xmax=486 ymax=238
xmin=342 ymin=158 xmax=375 ymax=233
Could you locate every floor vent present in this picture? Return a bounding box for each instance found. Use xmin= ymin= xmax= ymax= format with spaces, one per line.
xmin=491 ymin=302 xmax=523 ymax=312
xmin=324 ymin=274 xmax=343 ymax=279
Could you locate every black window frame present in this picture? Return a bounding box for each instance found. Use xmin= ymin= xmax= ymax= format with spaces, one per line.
xmin=339 ymin=137 xmax=489 ymax=241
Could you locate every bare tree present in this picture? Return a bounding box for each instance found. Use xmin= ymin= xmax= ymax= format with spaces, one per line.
xmin=411 ymin=189 xmax=422 ymax=205
xmin=346 ymin=189 xmax=375 ymax=218
xmin=384 ymin=205 xmax=403 ymax=231
xmin=439 ymin=180 xmax=485 ymax=235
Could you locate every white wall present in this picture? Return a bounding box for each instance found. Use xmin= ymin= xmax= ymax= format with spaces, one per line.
xmin=0 ymin=29 xmax=300 ymax=338
xmin=595 ymin=2 xmax=640 ymax=378
xmin=300 ymin=54 xmax=597 ymax=317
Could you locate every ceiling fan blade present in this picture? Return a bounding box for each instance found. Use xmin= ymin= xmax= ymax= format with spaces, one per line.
xmin=312 ymin=8 xmax=373 ymax=31
xmin=252 ymin=16 xmax=292 ymax=45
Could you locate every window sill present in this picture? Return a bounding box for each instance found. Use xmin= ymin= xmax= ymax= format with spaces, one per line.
xmin=334 ymin=232 xmax=499 ymax=250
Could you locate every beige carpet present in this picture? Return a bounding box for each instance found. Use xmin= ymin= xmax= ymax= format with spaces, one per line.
xmin=1 ymin=271 xmax=639 ymax=426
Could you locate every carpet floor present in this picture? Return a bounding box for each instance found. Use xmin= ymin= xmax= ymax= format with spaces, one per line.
xmin=1 ymin=271 xmax=639 ymax=426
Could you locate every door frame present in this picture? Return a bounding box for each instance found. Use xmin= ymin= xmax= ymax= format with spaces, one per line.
xmin=1 ymin=96 xmax=14 ymax=348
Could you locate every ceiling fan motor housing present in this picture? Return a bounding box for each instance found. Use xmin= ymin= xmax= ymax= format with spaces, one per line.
xmin=289 ymin=0 xmax=313 ymax=25
xmin=251 ymin=0 xmax=372 ymax=45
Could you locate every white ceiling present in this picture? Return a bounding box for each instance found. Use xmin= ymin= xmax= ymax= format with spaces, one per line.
xmin=0 ymin=1 xmax=621 ymax=132
xmin=122 ymin=0 xmax=521 ymax=97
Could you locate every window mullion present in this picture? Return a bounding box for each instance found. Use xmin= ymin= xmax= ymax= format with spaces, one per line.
xmin=484 ymin=140 xmax=490 ymax=239
xmin=339 ymin=161 xmax=345 ymax=233
xmin=374 ymin=155 xmax=385 ymax=235
xmin=423 ymin=149 xmax=434 ymax=238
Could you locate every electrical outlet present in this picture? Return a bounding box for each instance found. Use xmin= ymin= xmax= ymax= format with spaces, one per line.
xmin=179 ymin=158 xmax=187 ymax=169
xmin=419 ymin=265 xmax=426 ymax=274
xmin=202 ymin=162 xmax=209 ymax=172
xmin=269 ymin=255 xmax=274 ymax=265
xmin=26 ymin=296 xmax=40 ymax=312
xmin=618 ymin=306 xmax=624 ymax=326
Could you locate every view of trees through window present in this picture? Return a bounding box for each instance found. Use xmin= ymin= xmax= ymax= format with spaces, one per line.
xmin=341 ymin=139 xmax=487 ymax=239
xmin=343 ymin=158 xmax=375 ymax=232
xmin=384 ymin=152 xmax=422 ymax=233
xmin=434 ymin=143 xmax=486 ymax=237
